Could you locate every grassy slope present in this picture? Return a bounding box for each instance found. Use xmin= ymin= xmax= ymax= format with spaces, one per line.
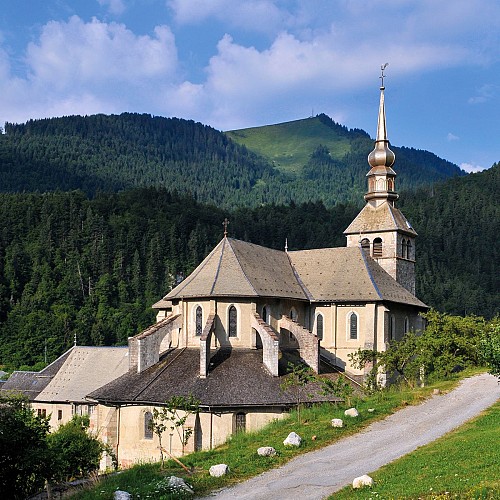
xmin=72 ymin=374 xmax=489 ymax=499
xmin=226 ymin=116 xmax=351 ymax=174
xmin=332 ymin=401 xmax=500 ymax=499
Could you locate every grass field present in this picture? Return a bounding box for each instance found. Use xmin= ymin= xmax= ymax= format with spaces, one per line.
xmin=71 ymin=375 xmax=483 ymax=499
xmin=331 ymin=401 xmax=499 ymax=499
xmin=226 ymin=116 xmax=351 ymax=175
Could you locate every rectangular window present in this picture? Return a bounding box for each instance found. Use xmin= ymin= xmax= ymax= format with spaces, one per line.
xmin=58 ymin=410 xmax=63 ymax=421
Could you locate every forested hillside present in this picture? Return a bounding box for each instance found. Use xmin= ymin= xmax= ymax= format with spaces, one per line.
xmin=0 ymin=113 xmax=463 ymax=208
xmin=0 ymin=164 xmax=497 ymax=369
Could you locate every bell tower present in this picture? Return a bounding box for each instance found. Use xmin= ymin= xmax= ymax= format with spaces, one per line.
xmin=344 ymin=65 xmax=417 ymax=295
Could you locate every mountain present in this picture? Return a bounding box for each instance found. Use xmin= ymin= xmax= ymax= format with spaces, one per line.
xmin=0 ymin=113 xmax=464 ymax=208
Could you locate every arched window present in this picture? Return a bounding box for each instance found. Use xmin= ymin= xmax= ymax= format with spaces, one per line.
xmin=361 ymin=238 xmax=370 ymax=252
xmin=349 ymin=312 xmax=358 ymax=340
xmin=262 ymin=306 xmax=269 ymax=323
xmin=406 ymin=240 xmax=412 ymax=260
xmin=373 ymin=238 xmax=383 ymax=258
xmin=144 ymin=411 xmax=153 ymax=439
xmin=228 ymin=305 xmax=237 ymax=337
xmin=404 ymin=317 xmax=409 ymax=334
xmin=195 ymin=306 xmax=203 ymax=336
xmin=290 ymin=308 xmax=298 ymax=321
xmin=234 ymin=412 xmax=246 ymax=433
xmin=401 ymin=238 xmax=407 ymax=258
xmin=316 ymin=313 xmax=324 ymax=341
xmin=387 ymin=178 xmax=394 ymax=191
xmin=389 ymin=314 xmax=396 ymax=341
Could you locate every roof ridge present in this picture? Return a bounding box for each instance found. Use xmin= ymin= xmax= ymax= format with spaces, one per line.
xmin=166 ymin=239 xmax=225 ymax=297
xmin=227 ymin=239 xmax=259 ymax=296
xmin=286 ymin=252 xmax=313 ymax=301
xmin=210 ymin=238 xmax=226 ymax=295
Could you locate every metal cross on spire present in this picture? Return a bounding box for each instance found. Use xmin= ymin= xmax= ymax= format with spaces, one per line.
xmin=222 ymin=218 xmax=230 ymax=237
xmin=380 ymin=62 xmax=389 ymax=88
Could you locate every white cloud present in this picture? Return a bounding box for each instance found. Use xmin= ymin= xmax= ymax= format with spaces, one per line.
xmin=97 ymin=0 xmax=126 ymax=16
xmin=26 ymin=17 xmax=177 ymax=87
xmin=447 ymin=133 xmax=459 ymax=141
xmin=468 ymin=84 xmax=496 ymax=104
xmin=460 ymin=162 xmax=485 ymax=173
xmin=168 ymin=0 xmax=291 ymax=33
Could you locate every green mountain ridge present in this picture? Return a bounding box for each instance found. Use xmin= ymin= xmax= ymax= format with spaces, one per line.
xmin=0 ymin=113 xmax=464 ymax=208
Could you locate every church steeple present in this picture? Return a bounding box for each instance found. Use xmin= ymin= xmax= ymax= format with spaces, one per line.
xmin=344 ymin=65 xmax=417 ymax=295
xmin=365 ymin=64 xmax=398 ymax=207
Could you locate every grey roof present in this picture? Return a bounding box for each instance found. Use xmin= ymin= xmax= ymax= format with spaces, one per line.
xmin=163 ymin=237 xmax=425 ymax=308
xmin=165 ymin=238 xmax=306 ymax=300
xmin=88 ymin=348 xmax=340 ymax=408
xmin=344 ymin=201 xmax=417 ymax=237
xmin=288 ymin=246 xmax=427 ymax=307
xmin=35 ymin=347 xmax=129 ymax=403
xmin=1 ymin=348 xmax=73 ymax=400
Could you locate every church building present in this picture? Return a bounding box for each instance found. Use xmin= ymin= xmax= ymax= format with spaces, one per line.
xmin=88 ymin=78 xmax=427 ymax=467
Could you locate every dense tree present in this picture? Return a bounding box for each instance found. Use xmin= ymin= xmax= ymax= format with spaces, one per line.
xmin=0 ymin=393 xmax=50 ymax=499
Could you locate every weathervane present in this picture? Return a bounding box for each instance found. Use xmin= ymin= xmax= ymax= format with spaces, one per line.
xmin=380 ymin=62 xmax=389 ymax=88
xmin=222 ymin=218 xmax=230 ymax=237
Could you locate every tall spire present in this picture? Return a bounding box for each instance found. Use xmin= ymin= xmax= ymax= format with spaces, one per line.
xmin=365 ymin=64 xmax=398 ymax=206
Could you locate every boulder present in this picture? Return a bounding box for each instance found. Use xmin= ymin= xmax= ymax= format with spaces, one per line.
xmin=344 ymin=407 xmax=359 ymax=417
xmin=114 ymin=492 xmax=132 ymax=500
xmin=331 ymin=418 xmax=343 ymax=428
xmin=257 ymin=446 xmax=277 ymax=456
xmin=209 ymin=464 xmax=230 ymax=477
xmin=168 ymin=476 xmax=194 ymax=494
xmin=352 ymin=474 xmax=373 ymax=489
xmin=283 ymin=432 xmax=302 ymax=447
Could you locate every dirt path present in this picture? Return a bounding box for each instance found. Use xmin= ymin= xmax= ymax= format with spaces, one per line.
xmin=203 ymin=373 xmax=500 ymax=500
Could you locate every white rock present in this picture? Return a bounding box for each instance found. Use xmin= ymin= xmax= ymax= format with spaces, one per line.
xmin=257 ymin=446 xmax=277 ymax=456
xmin=114 ymin=492 xmax=132 ymax=500
xmin=344 ymin=407 xmax=359 ymax=417
xmin=352 ymin=474 xmax=373 ymax=489
xmin=283 ymin=431 xmax=302 ymax=447
xmin=331 ymin=418 xmax=344 ymax=428
xmin=168 ymin=476 xmax=194 ymax=494
xmin=368 ymin=408 xmax=375 ymax=413
xmin=209 ymin=464 xmax=230 ymax=477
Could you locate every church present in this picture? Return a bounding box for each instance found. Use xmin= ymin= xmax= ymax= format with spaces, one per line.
xmin=88 ymin=79 xmax=427 ymax=467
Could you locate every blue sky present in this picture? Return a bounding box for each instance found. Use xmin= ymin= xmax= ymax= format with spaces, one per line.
xmin=1 ymin=1 xmax=498 ymax=172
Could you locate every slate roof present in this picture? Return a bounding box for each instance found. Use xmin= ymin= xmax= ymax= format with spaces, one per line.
xmin=35 ymin=347 xmax=129 ymax=403
xmin=288 ymin=246 xmax=427 ymax=308
xmin=344 ymin=201 xmax=417 ymax=237
xmin=164 ymin=237 xmax=425 ymax=308
xmin=1 ymin=348 xmax=72 ymax=400
xmin=1 ymin=346 xmax=129 ymax=403
xmin=88 ymin=348 xmax=339 ymax=408
xmin=165 ymin=238 xmax=306 ymax=300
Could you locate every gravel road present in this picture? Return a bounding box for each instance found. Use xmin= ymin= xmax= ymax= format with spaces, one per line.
xmin=203 ymin=373 xmax=500 ymax=500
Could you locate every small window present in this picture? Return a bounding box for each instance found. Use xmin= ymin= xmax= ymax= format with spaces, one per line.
xmin=228 ymin=305 xmax=237 ymax=337
xmin=349 ymin=312 xmax=358 ymax=340
xmin=404 ymin=317 xmax=409 ymax=334
xmin=262 ymin=306 xmax=269 ymax=323
xmin=316 ymin=313 xmax=324 ymax=341
xmin=373 ymin=238 xmax=383 ymax=258
xmin=290 ymin=308 xmax=298 ymax=321
xmin=37 ymin=408 xmax=47 ymax=418
xmin=234 ymin=412 xmax=246 ymax=433
xmin=388 ymin=178 xmax=394 ymax=191
xmin=406 ymin=240 xmax=412 ymax=260
xmin=401 ymin=238 xmax=406 ymax=258
xmin=144 ymin=411 xmax=153 ymax=439
xmin=195 ymin=306 xmax=203 ymax=336
xmin=58 ymin=410 xmax=63 ymax=421
xmin=361 ymin=238 xmax=370 ymax=251
xmin=389 ymin=315 xmax=396 ymax=341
